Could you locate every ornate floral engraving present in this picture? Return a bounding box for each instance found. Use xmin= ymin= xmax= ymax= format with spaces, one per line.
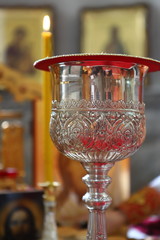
xmin=52 ymin=99 xmax=145 ymax=113
xmin=50 ymin=99 xmax=145 ymax=163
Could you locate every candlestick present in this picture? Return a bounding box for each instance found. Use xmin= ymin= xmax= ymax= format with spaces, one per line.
xmin=41 ymin=15 xmax=54 ymax=182
xmin=39 ymin=181 xmax=60 ymax=240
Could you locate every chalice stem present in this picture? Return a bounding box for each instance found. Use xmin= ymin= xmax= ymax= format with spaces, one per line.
xmin=82 ymin=162 xmax=114 ymax=240
xmin=87 ymin=210 xmax=107 ymax=239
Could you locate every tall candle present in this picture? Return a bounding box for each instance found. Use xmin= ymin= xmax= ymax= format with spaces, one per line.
xmin=42 ymin=15 xmax=53 ymax=182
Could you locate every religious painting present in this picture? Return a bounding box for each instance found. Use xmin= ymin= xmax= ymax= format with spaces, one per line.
xmin=0 ymin=7 xmax=54 ymax=100
xmin=80 ymin=4 xmax=149 ymax=57
xmin=0 ymin=7 xmax=54 ymax=186
xmin=0 ymin=190 xmax=44 ymax=240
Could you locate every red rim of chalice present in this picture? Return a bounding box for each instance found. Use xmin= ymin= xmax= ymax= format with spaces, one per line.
xmin=34 ymin=53 xmax=160 ymax=73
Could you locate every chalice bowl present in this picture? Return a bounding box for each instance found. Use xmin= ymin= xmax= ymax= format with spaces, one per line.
xmin=34 ymin=54 xmax=160 ymax=239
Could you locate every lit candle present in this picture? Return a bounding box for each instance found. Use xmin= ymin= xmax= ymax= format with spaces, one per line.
xmin=42 ymin=15 xmax=53 ymax=182
xmin=42 ymin=15 xmax=53 ymax=57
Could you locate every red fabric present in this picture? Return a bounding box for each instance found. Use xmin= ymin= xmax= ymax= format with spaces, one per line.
xmin=118 ymin=187 xmax=160 ymax=225
xmin=34 ymin=53 xmax=160 ymax=73
xmin=134 ymin=216 xmax=160 ymax=236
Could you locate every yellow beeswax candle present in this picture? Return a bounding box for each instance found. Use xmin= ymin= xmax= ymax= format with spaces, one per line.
xmin=42 ymin=15 xmax=53 ymax=182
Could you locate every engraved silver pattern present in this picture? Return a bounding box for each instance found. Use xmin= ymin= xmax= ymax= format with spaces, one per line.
xmin=50 ymin=99 xmax=146 ymax=163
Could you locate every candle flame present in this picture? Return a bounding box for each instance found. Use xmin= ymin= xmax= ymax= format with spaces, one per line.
xmin=43 ymin=15 xmax=50 ymax=31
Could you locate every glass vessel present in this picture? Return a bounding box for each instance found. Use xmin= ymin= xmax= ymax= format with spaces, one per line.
xmin=34 ymin=53 xmax=160 ymax=240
